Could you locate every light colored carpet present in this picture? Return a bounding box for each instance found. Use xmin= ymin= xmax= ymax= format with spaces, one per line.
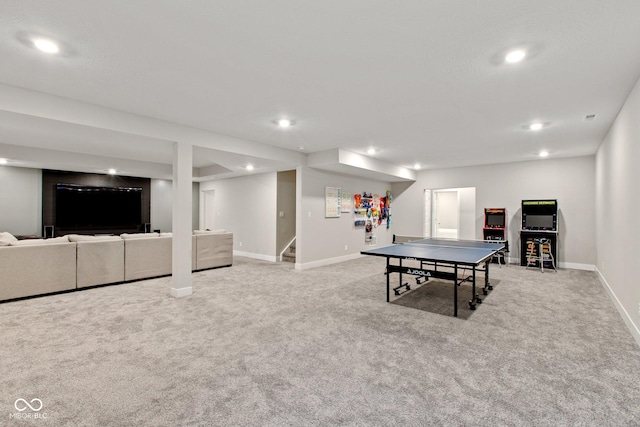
xmin=1 ymin=257 xmax=639 ymax=426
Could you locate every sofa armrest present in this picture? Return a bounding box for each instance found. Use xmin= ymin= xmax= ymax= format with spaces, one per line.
xmin=195 ymin=232 xmax=233 ymax=270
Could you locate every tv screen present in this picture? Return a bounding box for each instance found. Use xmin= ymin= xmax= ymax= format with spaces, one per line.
xmin=525 ymin=214 xmax=554 ymax=229
xmin=56 ymin=184 xmax=142 ymax=227
xmin=486 ymin=213 xmax=505 ymax=227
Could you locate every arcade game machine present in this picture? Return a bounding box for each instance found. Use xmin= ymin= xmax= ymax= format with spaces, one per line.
xmin=483 ymin=208 xmax=508 ymax=264
xmin=520 ymin=199 xmax=558 ymax=270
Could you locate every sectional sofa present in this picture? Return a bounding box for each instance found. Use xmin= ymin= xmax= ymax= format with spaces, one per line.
xmin=0 ymin=230 xmax=233 ymax=302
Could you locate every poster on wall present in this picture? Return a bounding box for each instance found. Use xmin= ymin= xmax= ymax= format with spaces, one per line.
xmin=325 ymin=186 xmax=341 ymax=218
xmin=341 ymin=192 xmax=352 ymax=213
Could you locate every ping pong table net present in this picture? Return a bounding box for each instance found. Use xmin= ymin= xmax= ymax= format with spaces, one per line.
xmin=392 ymin=235 xmax=423 ymax=244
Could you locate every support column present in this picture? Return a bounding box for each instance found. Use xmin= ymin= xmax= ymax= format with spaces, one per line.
xmin=171 ymin=141 xmax=193 ymax=298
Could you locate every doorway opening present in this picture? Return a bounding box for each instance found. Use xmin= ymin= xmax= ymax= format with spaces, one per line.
xmin=202 ymin=189 xmax=216 ymax=230
xmin=424 ymin=187 xmax=476 ymax=240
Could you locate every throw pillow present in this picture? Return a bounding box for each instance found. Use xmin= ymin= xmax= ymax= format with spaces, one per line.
xmin=0 ymin=231 xmax=19 ymax=246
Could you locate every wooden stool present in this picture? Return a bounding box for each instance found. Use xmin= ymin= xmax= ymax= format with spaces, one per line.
xmin=526 ymin=237 xmax=557 ymax=272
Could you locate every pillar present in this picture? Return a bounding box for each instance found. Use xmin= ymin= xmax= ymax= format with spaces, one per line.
xmin=171 ymin=141 xmax=193 ymax=297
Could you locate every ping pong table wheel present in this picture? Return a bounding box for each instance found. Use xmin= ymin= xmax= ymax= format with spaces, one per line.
xmin=394 ymin=290 xmax=400 ymax=296
xmin=468 ymin=301 xmax=477 ymax=310
xmin=487 ymin=285 xmax=493 ymax=290
xmin=406 ymin=285 xmax=411 ymax=291
xmin=482 ymin=289 xmax=488 ymax=296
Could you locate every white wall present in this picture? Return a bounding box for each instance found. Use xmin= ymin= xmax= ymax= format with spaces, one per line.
xmin=392 ymin=156 xmax=596 ymax=269
xmin=595 ymin=75 xmax=640 ymax=344
xmin=150 ymin=179 xmax=172 ymax=232
xmin=459 ymin=187 xmax=476 ymax=240
xmin=200 ymin=173 xmax=278 ymax=261
xmin=297 ymin=166 xmax=394 ymax=268
xmin=150 ymin=179 xmax=199 ymax=232
xmin=0 ymin=166 xmax=42 ymax=236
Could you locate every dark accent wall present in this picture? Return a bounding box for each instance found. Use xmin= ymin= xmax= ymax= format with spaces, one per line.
xmin=43 ymin=170 xmax=151 ymax=236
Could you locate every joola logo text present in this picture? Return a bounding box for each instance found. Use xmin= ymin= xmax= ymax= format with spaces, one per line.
xmin=407 ymin=269 xmax=431 ymax=277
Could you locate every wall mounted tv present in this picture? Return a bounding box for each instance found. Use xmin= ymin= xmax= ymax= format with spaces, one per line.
xmin=55 ymin=184 xmax=142 ymax=228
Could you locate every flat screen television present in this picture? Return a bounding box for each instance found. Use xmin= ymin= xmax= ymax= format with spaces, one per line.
xmin=524 ymin=214 xmax=555 ymax=229
xmin=486 ymin=213 xmax=505 ymax=228
xmin=55 ymin=184 xmax=142 ymax=227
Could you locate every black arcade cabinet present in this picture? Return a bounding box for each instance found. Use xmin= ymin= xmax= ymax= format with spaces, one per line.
xmin=520 ymin=199 xmax=558 ymax=268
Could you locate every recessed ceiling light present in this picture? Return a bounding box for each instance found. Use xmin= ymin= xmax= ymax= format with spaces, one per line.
xmin=0 ymin=158 xmax=8 ymax=165
xmin=33 ymin=38 xmax=59 ymax=54
xmin=246 ymin=164 xmax=254 ymax=171
xmin=276 ymin=119 xmax=295 ymax=128
xmin=414 ymin=163 xmax=421 ymax=170
xmin=367 ymin=148 xmax=376 ymax=155
xmin=539 ymin=150 xmax=549 ymax=158
xmin=529 ymin=122 xmax=544 ymax=131
xmin=505 ymin=49 xmax=526 ymax=63
xmin=108 ymin=168 xmax=117 ymax=175
xmin=299 ymin=146 xmax=305 ymax=150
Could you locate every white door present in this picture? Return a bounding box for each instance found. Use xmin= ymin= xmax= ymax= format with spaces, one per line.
xmin=433 ymin=190 xmax=459 ymax=238
xmin=203 ymin=190 xmax=216 ymax=230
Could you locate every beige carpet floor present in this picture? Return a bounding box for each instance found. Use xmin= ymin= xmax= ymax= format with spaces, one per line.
xmin=1 ymin=257 xmax=639 ymax=426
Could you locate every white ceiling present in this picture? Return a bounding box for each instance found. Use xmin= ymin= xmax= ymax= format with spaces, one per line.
xmin=1 ymin=1 xmax=640 ymax=180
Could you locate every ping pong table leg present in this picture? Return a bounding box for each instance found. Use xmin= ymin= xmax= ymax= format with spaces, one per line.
xmin=386 ymin=257 xmax=390 ymax=303
xmin=399 ymin=258 xmax=402 ymax=294
xmin=454 ymin=265 xmax=458 ymax=317
xmin=470 ymin=267 xmax=480 ymax=309
xmin=484 ymin=260 xmax=493 ymax=293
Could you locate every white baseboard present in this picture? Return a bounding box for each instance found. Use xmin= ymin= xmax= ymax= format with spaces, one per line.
xmin=170 ymin=286 xmax=193 ymax=298
xmin=233 ymin=250 xmax=278 ymax=263
xmin=559 ymin=262 xmax=595 ymax=271
xmin=596 ymin=267 xmax=640 ymax=349
xmin=509 ymin=257 xmax=595 ymax=271
xmin=295 ymin=253 xmax=364 ymax=271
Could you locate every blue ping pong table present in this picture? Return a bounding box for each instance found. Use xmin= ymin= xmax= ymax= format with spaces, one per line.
xmin=361 ymin=237 xmax=505 ymax=317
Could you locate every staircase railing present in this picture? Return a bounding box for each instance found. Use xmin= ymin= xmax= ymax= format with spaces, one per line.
xmin=279 ymin=236 xmax=296 ymax=262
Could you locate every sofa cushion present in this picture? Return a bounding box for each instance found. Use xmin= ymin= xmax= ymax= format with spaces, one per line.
xmin=10 ymin=236 xmax=69 ymax=246
xmin=10 ymin=239 xmax=46 ymax=246
xmin=68 ymin=234 xmax=121 ymax=242
xmin=120 ymin=232 xmax=159 ymax=239
xmin=0 ymin=231 xmax=18 ymax=246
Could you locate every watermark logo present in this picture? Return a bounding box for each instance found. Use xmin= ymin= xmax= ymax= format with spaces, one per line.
xmin=10 ymin=398 xmax=47 ymax=420
xmin=15 ymin=398 xmax=43 ymax=412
